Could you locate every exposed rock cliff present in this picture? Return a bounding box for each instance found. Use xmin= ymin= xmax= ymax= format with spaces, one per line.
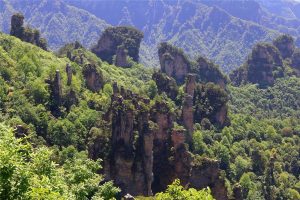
xmin=273 ymin=34 xmax=295 ymax=59
xmin=92 ymin=26 xmax=143 ymax=65
xmin=89 ymin=82 xmax=229 ymax=199
xmin=10 ymin=13 xmax=47 ymax=50
xmin=152 ymin=71 xmax=178 ymax=100
xmin=195 ymin=56 xmax=228 ymax=89
xmin=82 ymin=63 xmax=104 ymax=92
xmin=158 ymin=42 xmax=191 ymax=84
xmin=230 ymin=43 xmax=284 ymax=88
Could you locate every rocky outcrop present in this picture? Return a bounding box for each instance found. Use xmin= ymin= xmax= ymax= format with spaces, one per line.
xmin=291 ymin=48 xmax=300 ymax=76
xmin=10 ymin=13 xmax=47 ymax=50
xmin=92 ymin=26 xmax=143 ymax=64
xmin=66 ymin=63 xmax=72 ymax=86
xmin=89 ymin=82 xmax=228 ymax=199
xmin=46 ymin=70 xmax=62 ymax=117
xmin=83 ymin=64 xmax=104 ymax=92
xmin=230 ymin=43 xmax=284 ymax=88
xmin=273 ymin=34 xmax=295 ymax=59
xmin=190 ymin=157 xmax=228 ymax=200
xmin=158 ymin=42 xmax=191 ymax=84
xmin=115 ymin=46 xmax=131 ymax=68
xmin=195 ymin=56 xmax=228 ymax=88
xmin=105 ymin=84 xmax=155 ymax=196
xmin=193 ymin=83 xmax=230 ymax=128
xmin=182 ymin=74 xmax=196 ymax=144
xmin=152 ymin=71 xmax=178 ymax=100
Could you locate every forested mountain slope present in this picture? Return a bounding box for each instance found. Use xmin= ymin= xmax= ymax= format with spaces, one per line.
xmin=0 ymin=0 xmax=109 ymax=49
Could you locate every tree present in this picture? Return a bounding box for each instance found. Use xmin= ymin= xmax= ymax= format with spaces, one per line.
xmin=155 ymin=179 xmax=214 ymax=200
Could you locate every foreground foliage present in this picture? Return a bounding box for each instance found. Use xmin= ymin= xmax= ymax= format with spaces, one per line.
xmin=0 ymin=123 xmax=119 ymax=200
xmin=155 ymin=179 xmax=214 ymax=200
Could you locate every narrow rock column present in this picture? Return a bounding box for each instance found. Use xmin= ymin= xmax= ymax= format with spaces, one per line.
xmin=66 ymin=63 xmax=72 ymax=86
xmin=182 ymin=74 xmax=196 ymax=144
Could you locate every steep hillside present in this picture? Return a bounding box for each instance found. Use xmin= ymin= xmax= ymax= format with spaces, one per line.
xmin=0 ymin=0 xmax=109 ymax=50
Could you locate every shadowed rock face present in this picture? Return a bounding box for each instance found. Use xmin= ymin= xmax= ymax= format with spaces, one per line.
xmin=195 ymin=56 xmax=228 ymax=89
xmin=92 ymin=26 xmax=143 ymax=64
xmin=45 ymin=70 xmax=62 ymax=117
xmin=105 ymin=85 xmax=154 ymax=196
xmin=82 ymin=63 xmax=103 ymax=92
xmin=89 ymin=83 xmax=228 ymax=199
xmin=10 ymin=13 xmax=47 ymax=50
xmin=292 ymin=49 xmax=300 ymax=76
xmin=273 ymin=34 xmax=295 ymax=59
xmin=152 ymin=71 xmax=178 ymax=100
xmin=158 ymin=42 xmax=191 ymax=84
xmin=115 ymin=46 xmax=131 ymax=68
xmin=231 ymin=43 xmax=284 ymax=88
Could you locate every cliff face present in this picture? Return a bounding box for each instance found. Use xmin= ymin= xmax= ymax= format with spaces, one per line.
xmin=90 ymin=82 xmax=229 ymax=199
xmin=195 ymin=56 xmax=228 ymax=89
xmin=158 ymin=42 xmax=191 ymax=84
xmin=152 ymin=71 xmax=178 ymax=100
xmin=82 ymin=63 xmax=104 ymax=92
xmin=92 ymin=26 xmax=143 ymax=65
xmin=105 ymin=84 xmax=154 ymax=196
xmin=10 ymin=13 xmax=47 ymax=50
xmin=230 ymin=43 xmax=284 ymax=88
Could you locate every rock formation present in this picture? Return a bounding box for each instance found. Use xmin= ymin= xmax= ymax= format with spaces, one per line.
xmin=152 ymin=71 xmax=178 ymax=100
xmin=89 ymin=82 xmax=229 ymax=199
xmin=45 ymin=70 xmax=62 ymax=117
xmin=82 ymin=63 xmax=104 ymax=92
xmin=230 ymin=43 xmax=284 ymax=88
xmin=182 ymin=74 xmax=196 ymax=144
xmin=291 ymin=48 xmax=300 ymax=76
xmin=273 ymin=34 xmax=295 ymax=59
xmin=193 ymin=83 xmax=230 ymax=128
xmin=115 ymin=46 xmax=131 ymax=68
xmin=65 ymin=63 xmax=72 ymax=86
xmin=10 ymin=13 xmax=47 ymax=50
xmin=92 ymin=26 xmax=143 ymax=64
xmin=195 ymin=56 xmax=228 ymax=88
xmin=104 ymin=84 xmax=155 ymax=196
xmin=189 ymin=157 xmax=228 ymax=200
xmin=158 ymin=42 xmax=191 ymax=84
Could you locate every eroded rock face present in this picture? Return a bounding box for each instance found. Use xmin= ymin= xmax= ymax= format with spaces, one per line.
xmin=10 ymin=13 xmax=47 ymax=50
xmin=158 ymin=42 xmax=191 ymax=84
xmin=90 ymin=83 xmax=228 ymax=199
xmin=291 ymin=49 xmax=300 ymax=76
xmin=193 ymin=83 xmax=230 ymax=128
xmin=92 ymin=26 xmax=143 ymax=64
xmin=195 ymin=56 xmax=228 ymax=89
xmin=115 ymin=46 xmax=131 ymax=68
xmin=106 ymin=85 xmax=155 ymax=196
xmin=231 ymin=43 xmax=284 ymax=88
xmin=83 ymin=64 xmax=103 ymax=92
xmin=273 ymin=34 xmax=295 ymax=59
xmin=190 ymin=158 xmax=228 ymax=200
xmin=247 ymin=43 xmax=283 ymax=88
xmin=152 ymin=71 xmax=178 ymax=100
xmin=46 ymin=70 xmax=62 ymax=117
xmin=66 ymin=63 xmax=72 ymax=86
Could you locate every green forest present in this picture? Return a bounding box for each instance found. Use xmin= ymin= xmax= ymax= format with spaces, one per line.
xmin=0 ymin=12 xmax=299 ymax=200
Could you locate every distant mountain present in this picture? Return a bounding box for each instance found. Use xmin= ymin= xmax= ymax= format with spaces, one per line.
xmin=2 ymin=0 xmax=300 ymax=73
xmin=66 ymin=0 xmax=279 ymax=72
xmin=0 ymin=0 xmax=109 ymax=50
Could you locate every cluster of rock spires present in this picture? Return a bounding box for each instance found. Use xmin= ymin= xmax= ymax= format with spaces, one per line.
xmin=92 ymin=26 xmax=144 ymax=68
xmin=92 ymin=81 xmax=228 ymax=200
xmin=230 ymin=34 xmax=300 ymax=88
xmin=11 ymin=15 xmax=300 ymax=199
xmin=10 ymin=13 xmax=47 ymax=50
xmin=85 ymin=27 xmax=231 ymax=199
